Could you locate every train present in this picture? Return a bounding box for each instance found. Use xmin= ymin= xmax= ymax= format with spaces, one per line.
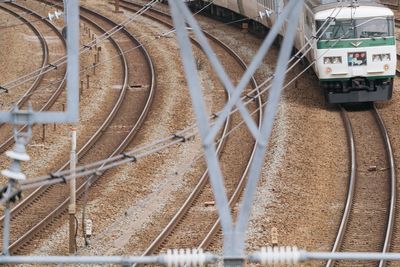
xmin=187 ymin=0 xmax=396 ymax=104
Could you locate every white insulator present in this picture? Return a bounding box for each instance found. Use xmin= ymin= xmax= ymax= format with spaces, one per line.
xmin=1 ymin=169 xmax=26 ymax=180
xmin=55 ymin=10 xmax=63 ymax=19
xmin=259 ymin=9 xmax=273 ymax=19
xmin=48 ymin=11 xmax=63 ymax=21
xmin=85 ymin=219 xmax=93 ymax=236
xmin=259 ymin=246 xmax=300 ymax=265
xmin=165 ymin=248 xmax=206 ymax=267
xmin=48 ymin=12 xmax=55 ymax=21
xmin=5 ymin=149 xmax=29 ymax=161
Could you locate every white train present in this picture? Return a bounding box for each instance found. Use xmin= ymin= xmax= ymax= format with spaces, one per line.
xmin=190 ymin=0 xmax=396 ymax=103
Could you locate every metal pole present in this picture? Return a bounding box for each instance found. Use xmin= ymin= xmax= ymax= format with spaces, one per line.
xmin=2 ymin=184 xmax=12 ymax=256
xmin=65 ymin=0 xmax=79 ymax=123
xmin=63 ymin=0 xmax=67 ymax=26
xmin=69 ymin=127 xmax=77 ymax=254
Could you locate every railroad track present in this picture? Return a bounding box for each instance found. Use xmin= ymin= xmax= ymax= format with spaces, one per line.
xmin=2 ymin=1 xmax=155 ymax=254
xmin=116 ymin=0 xmax=263 ymax=255
xmin=0 ymin=2 xmax=66 ymax=153
xmin=326 ymin=104 xmax=396 ymax=267
xmin=395 ymin=18 xmax=400 ymax=28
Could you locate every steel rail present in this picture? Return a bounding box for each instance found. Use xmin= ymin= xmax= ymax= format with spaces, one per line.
xmin=118 ymin=1 xmax=262 ymax=257
xmin=6 ymin=0 xmax=155 ymax=251
xmin=8 ymin=3 xmax=156 ymax=251
xmin=0 ymin=2 xmax=66 ymax=154
xmin=77 ymin=5 xmax=156 ymax=157
xmin=0 ymin=3 xmax=49 ymax=108
xmin=1 ymin=11 xmax=128 ymax=226
xmin=325 ymin=105 xmax=357 ymax=267
xmin=326 ymin=105 xmax=396 ymax=267
xmin=395 ymin=18 xmax=400 ymax=28
xmin=3 ymin=3 xmax=143 ymax=253
xmin=374 ymin=104 xmax=396 ymax=267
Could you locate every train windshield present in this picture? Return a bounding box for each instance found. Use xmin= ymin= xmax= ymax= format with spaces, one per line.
xmin=317 ymin=17 xmax=394 ymax=40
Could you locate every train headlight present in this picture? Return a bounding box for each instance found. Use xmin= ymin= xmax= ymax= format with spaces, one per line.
xmin=384 ymin=64 xmax=390 ymax=71
xmin=323 ymin=56 xmax=342 ymax=64
xmin=372 ymin=53 xmax=391 ymax=62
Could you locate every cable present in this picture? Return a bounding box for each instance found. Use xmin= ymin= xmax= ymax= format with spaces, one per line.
xmin=0 ymin=1 xmax=354 ymax=204
xmin=0 ymin=0 xmax=156 ymax=104
xmin=1 ymin=0 xmax=256 ymax=102
xmin=0 ymin=0 xmax=159 ymax=92
xmin=5 ymin=0 xmax=344 ymax=187
xmin=0 ymin=17 xmax=43 ymax=29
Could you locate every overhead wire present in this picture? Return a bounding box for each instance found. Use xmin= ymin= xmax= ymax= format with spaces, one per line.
xmin=0 ymin=0 xmax=256 ymax=97
xmin=0 ymin=1 xmax=53 ymax=29
xmin=0 ymin=0 xmax=159 ymax=93
xmin=0 ymin=0 xmax=257 ymax=103
xmin=3 ymin=0 xmax=342 ymax=186
xmin=5 ymin=0 xmax=349 ymax=199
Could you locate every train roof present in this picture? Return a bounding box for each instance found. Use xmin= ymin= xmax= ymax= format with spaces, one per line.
xmin=305 ymin=0 xmax=394 ymax=20
xmin=306 ymin=0 xmax=386 ymax=12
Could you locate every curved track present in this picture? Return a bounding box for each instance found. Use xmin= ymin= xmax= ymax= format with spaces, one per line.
xmin=326 ymin=104 xmax=396 ymax=267
xmin=117 ymin=0 xmax=263 ymax=256
xmin=0 ymin=2 xmax=66 ymax=153
xmin=3 ymin=2 xmax=155 ymax=254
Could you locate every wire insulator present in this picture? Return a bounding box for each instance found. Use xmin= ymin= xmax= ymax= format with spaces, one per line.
xmin=172 ymin=134 xmax=186 ymax=143
xmin=122 ymin=152 xmax=137 ymax=162
xmin=259 ymin=246 xmax=300 ymax=265
xmin=48 ymin=63 xmax=58 ymax=70
xmin=48 ymin=173 xmax=67 ymax=183
xmin=164 ymin=248 xmax=206 ymax=267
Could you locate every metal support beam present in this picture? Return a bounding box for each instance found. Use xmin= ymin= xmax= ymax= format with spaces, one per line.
xmin=2 ymin=250 xmax=400 ymax=265
xmin=168 ymin=0 xmax=303 ymax=260
xmin=233 ymin=1 xmax=303 ymax=254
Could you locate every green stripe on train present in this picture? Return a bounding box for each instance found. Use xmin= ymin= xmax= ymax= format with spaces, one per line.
xmin=317 ymin=37 xmax=395 ymax=49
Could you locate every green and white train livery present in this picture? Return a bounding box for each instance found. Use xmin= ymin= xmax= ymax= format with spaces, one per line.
xmin=193 ymin=0 xmax=396 ymax=103
xmin=312 ymin=1 xmax=396 ymax=103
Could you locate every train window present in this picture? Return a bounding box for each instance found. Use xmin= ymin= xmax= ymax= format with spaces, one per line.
xmin=355 ymin=17 xmax=394 ymax=38
xmin=317 ymin=17 xmax=394 ymax=40
xmin=317 ymin=20 xmax=354 ymax=40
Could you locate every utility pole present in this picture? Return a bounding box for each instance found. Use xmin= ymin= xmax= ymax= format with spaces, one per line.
xmin=69 ymin=127 xmax=77 ymax=254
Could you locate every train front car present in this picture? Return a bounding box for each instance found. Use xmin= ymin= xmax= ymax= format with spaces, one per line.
xmin=313 ymin=1 xmax=396 ymax=103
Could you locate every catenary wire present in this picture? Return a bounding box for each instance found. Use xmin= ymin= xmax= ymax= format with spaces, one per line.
xmin=1 ymin=1 xmax=349 ymax=202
